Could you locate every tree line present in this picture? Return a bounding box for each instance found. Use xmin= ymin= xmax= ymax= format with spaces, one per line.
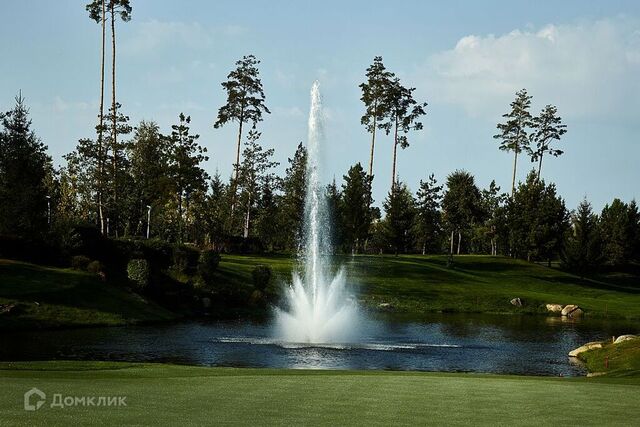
xmin=1 ymin=91 xmax=639 ymax=271
xmin=1 ymin=0 xmax=639 ymax=273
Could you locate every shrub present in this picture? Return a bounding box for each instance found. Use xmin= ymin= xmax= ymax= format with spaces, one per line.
xmin=251 ymin=265 xmax=272 ymax=291
xmin=198 ymin=250 xmax=221 ymax=285
xmin=71 ymin=255 xmax=91 ymax=271
xmin=87 ymin=260 xmax=105 ymax=275
xmin=139 ymin=239 xmax=173 ymax=271
xmin=172 ymin=245 xmax=199 ymax=274
xmin=127 ymin=259 xmax=150 ymax=290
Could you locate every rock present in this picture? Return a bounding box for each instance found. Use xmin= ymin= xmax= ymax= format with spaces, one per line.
xmin=545 ymin=303 xmax=563 ymax=313
xmin=614 ymin=334 xmax=638 ymax=344
xmin=201 ymin=297 xmax=211 ymax=309
xmin=0 ymin=303 xmax=17 ymax=315
xmin=510 ymin=298 xmax=523 ymax=307
xmin=568 ymin=341 xmax=603 ymax=357
xmin=561 ymin=305 xmax=583 ymax=317
xmin=378 ymin=303 xmax=394 ymax=311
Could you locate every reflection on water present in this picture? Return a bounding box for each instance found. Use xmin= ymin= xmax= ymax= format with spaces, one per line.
xmin=1 ymin=314 xmax=637 ymax=376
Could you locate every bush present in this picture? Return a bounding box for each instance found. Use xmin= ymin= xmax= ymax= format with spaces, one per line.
xmin=251 ymin=265 xmax=272 ymax=291
xmin=71 ymin=255 xmax=91 ymax=271
xmin=198 ymin=250 xmax=221 ymax=285
xmin=172 ymin=244 xmax=199 ymax=274
xmin=127 ymin=259 xmax=150 ymax=290
xmin=139 ymin=239 xmax=173 ymax=271
xmin=87 ymin=260 xmax=105 ymax=275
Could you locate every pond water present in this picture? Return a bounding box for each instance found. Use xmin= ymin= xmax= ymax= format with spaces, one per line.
xmin=1 ymin=314 xmax=637 ymax=376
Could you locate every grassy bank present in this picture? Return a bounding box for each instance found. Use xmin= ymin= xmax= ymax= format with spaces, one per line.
xmin=578 ymin=338 xmax=640 ymax=377
xmin=0 ymin=259 xmax=175 ymax=330
xmin=0 ymin=361 xmax=638 ymax=425
xmin=2 ymin=254 xmax=640 ymax=330
xmin=218 ymin=254 xmax=640 ymax=320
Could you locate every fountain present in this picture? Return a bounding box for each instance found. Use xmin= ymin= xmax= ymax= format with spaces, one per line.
xmin=274 ymin=81 xmax=361 ymax=343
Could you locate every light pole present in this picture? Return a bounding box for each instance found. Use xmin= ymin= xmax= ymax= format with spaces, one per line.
xmin=46 ymin=195 xmax=51 ymax=226
xmin=146 ymin=205 xmax=151 ymax=239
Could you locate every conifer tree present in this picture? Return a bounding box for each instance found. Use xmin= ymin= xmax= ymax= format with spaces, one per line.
xmin=529 ymin=104 xmax=567 ymax=180
xmin=494 ymin=89 xmax=533 ymax=196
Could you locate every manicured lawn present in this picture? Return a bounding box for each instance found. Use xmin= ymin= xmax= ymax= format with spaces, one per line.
xmin=0 ymin=259 xmax=175 ymax=330
xmin=0 ymin=361 xmax=638 ymax=426
xmin=218 ymin=254 xmax=640 ymax=320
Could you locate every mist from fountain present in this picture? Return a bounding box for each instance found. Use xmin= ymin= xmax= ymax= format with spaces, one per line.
xmin=274 ymin=81 xmax=361 ymax=343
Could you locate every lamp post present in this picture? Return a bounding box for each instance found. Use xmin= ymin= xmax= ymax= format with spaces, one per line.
xmin=146 ymin=205 xmax=151 ymax=239
xmin=46 ymin=195 xmax=51 ymax=226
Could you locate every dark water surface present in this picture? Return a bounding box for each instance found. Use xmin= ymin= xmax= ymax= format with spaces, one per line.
xmin=1 ymin=314 xmax=637 ymax=376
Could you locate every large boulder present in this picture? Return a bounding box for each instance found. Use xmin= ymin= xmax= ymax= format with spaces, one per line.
xmin=614 ymin=334 xmax=638 ymax=344
xmin=568 ymin=341 xmax=603 ymax=357
xmin=561 ymin=305 xmax=583 ymax=317
xmin=510 ymin=298 xmax=523 ymax=307
xmin=546 ymin=303 xmax=563 ymax=313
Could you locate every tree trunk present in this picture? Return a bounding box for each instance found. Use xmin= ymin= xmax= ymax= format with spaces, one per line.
xmin=110 ymin=4 xmax=118 ymax=237
xmin=450 ymin=230 xmax=454 ymax=256
xmin=422 ymin=241 xmax=426 ymax=256
xmin=229 ymin=116 xmax=244 ymax=223
xmin=457 ymin=231 xmax=462 ymax=255
xmin=234 ymin=119 xmax=244 ymax=180
xmin=368 ymin=104 xmax=377 ymax=178
xmin=243 ymin=192 xmax=251 ymax=239
xmin=391 ymin=117 xmax=398 ymax=190
xmin=537 ymin=153 xmax=543 ymax=181
xmin=98 ymin=0 xmax=106 ymax=235
xmin=511 ymin=148 xmax=518 ymax=197
xmin=177 ymin=192 xmax=183 ymax=243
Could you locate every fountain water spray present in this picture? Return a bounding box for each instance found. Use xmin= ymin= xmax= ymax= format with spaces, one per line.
xmin=275 ymin=81 xmax=360 ymax=343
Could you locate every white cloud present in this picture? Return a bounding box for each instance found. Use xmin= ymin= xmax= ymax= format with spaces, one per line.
xmin=121 ymin=20 xmax=247 ymax=56
xmin=272 ymin=106 xmax=304 ymax=118
xmin=51 ymin=96 xmax=91 ymax=113
xmin=419 ymin=17 xmax=640 ymax=122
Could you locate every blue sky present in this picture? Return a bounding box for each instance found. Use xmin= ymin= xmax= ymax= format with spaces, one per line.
xmin=1 ymin=0 xmax=639 ymax=210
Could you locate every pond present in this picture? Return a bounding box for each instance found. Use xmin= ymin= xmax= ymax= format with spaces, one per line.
xmin=1 ymin=314 xmax=637 ymax=376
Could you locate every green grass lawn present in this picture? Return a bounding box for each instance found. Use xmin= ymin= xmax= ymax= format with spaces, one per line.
xmin=0 ymin=259 xmax=175 ymax=330
xmin=218 ymin=254 xmax=640 ymax=320
xmin=0 ymin=361 xmax=638 ymax=426
xmin=2 ymin=254 xmax=640 ymax=330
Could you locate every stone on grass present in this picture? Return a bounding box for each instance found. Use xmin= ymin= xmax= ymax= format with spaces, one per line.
xmin=545 ymin=304 xmax=563 ymax=313
xmin=378 ymin=303 xmax=394 ymax=311
xmin=614 ymin=334 xmax=638 ymax=344
xmin=568 ymin=341 xmax=602 ymax=357
xmin=0 ymin=303 xmax=17 ymax=315
xmin=561 ymin=305 xmax=583 ymax=317
xmin=510 ymin=298 xmax=523 ymax=307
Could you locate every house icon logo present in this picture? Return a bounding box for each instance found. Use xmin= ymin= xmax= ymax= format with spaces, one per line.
xmin=24 ymin=388 xmax=46 ymax=411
